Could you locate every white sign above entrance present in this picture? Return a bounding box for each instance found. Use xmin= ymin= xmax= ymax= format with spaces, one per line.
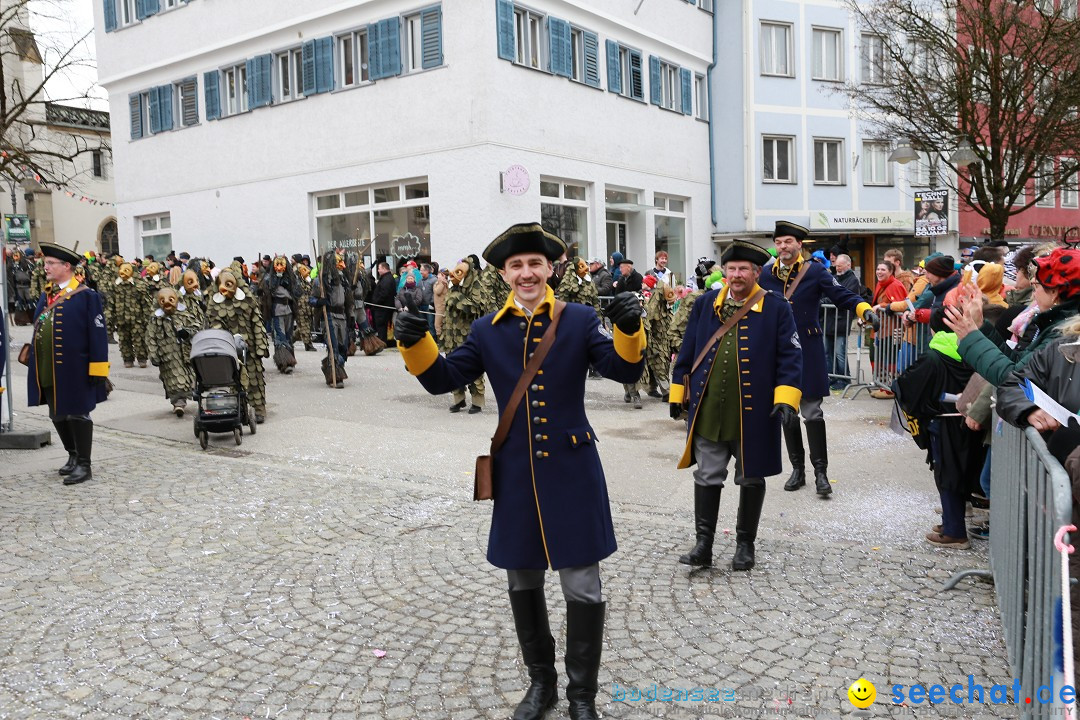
xmin=809 ymin=211 xmax=914 ymax=232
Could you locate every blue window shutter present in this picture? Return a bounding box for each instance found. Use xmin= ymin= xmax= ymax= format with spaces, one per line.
xmin=247 ymin=54 xmax=273 ymax=106
xmin=649 ymin=55 xmax=661 ymax=105
xmin=420 ymin=6 xmax=443 ymax=69
xmin=628 ymin=49 xmax=644 ymax=100
xmin=302 ymin=39 xmax=317 ymax=95
xmin=315 ymin=37 xmax=334 ymax=93
xmin=496 ymin=0 xmax=515 ymax=61
xmin=583 ymin=31 xmax=600 ymax=87
xmin=680 ymin=68 xmax=693 ymax=114
xmin=259 ymin=53 xmax=273 ymax=104
xmin=147 ymin=87 xmax=160 ymax=134
xmin=143 ymin=0 xmax=159 ymax=16
xmin=367 ymin=23 xmax=382 ymax=79
xmin=384 ymin=17 xmax=401 ymax=78
xmin=245 ymin=57 xmax=258 ymax=107
xmin=157 ymin=85 xmax=174 ymax=130
xmin=129 ymin=93 xmax=143 ymax=139
xmin=135 ymin=0 xmax=145 ymax=20
xmin=606 ymin=40 xmax=621 ymax=93
xmin=548 ymin=17 xmax=571 ymax=77
xmin=203 ymin=71 xmax=220 ymax=120
xmin=104 ymin=0 xmax=117 ymax=32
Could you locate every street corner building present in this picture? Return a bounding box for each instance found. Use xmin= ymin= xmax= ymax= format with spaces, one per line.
xmin=669 ymin=284 xmax=802 ymax=477
xmin=398 ymin=287 xmax=646 ymax=570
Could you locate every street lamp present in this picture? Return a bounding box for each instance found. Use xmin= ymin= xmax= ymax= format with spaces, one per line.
xmin=887 ymin=139 xmax=921 ymax=165
xmin=948 ymin=139 xmax=979 ymax=167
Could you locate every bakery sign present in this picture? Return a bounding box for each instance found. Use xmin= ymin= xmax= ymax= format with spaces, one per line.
xmin=809 ymin=210 xmax=913 ymax=231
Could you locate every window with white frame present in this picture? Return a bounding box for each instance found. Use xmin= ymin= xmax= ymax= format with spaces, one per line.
xmin=314 ymin=179 xmax=431 ymax=262
xmin=570 ymin=26 xmax=585 ymax=82
xmin=131 ymin=90 xmax=150 ymax=140
xmin=619 ymin=45 xmax=644 ymax=100
xmin=92 ymin=149 xmax=106 ymax=179
xmin=336 ymin=30 xmax=370 ymax=88
xmin=222 ymin=63 xmax=248 ymax=116
xmin=276 ymin=47 xmax=304 ymax=102
xmin=909 ymin=151 xmax=933 ymax=187
xmin=760 ymin=22 xmax=793 ymax=77
xmin=907 ymin=38 xmax=933 ymax=78
xmin=1036 ymin=158 xmax=1056 ymax=207
xmin=540 ymin=178 xmax=590 ymax=260
xmin=699 ymin=0 xmax=714 ymax=10
xmin=514 ymin=6 xmax=545 ymax=70
xmin=860 ymin=33 xmax=887 ymax=84
xmin=654 ymin=194 xmax=688 ymax=286
xmin=812 ymin=28 xmax=842 ymax=81
xmin=1002 ymin=151 xmax=1025 ymax=204
xmin=1061 ymin=159 xmax=1079 ymax=208
xmin=658 ymin=59 xmax=681 ymax=111
xmin=404 ymin=12 xmax=424 ymax=73
xmin=862 ymin=141 xmax=892 ymax=186
xmin=1034 ymin=69 xmax=1054 ymax=114
xmin=162 ymin=0 xmax=180 ymax=10
xmin=174 ymin=76 xmax=198 ymax=128
xmin=138 ymin=213 xmax=172 ymax=259
xmin=763 ymin=135 xmax=795 ymax=183
xmin=119 ymin=0 xmax=136 ymax=27
xmin=1064 ymin=0 xmax=1077 ymax=20
xmin=814 ymin=138 xmax=844 ymax=185
xmin=694 ymin=73 xmax=708 ymax=120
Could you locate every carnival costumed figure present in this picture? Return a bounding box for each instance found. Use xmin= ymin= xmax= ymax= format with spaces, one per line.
xmin=260 ymin=255 xmax=301 ymax=374
xmin=555 ymin=256 xmax=601 ymax=316
xmin=146 ymin=286 xmax=201 ymax=416
xmin=347 ymin=254 xmax=385 ymax=356
xmin=441 ymin=257 xmax=487 ymax=413
xmin=310 ymin=250 xmax=353 ymax=388
xmin=113 ymin=262 xmax=150 ymax=367
xmin=7 ymin=248 xmax=34 ymax=324
xmin=29 ymin=252 xmax=47 ymax=305
xmin=177 ymin=269 xmax=207 ymax=326
xmin=642 ymin=280 xmax=676 ymax=400
xmin=479 ymin=259 xmax=511 ymax=313
xmin=205 ymin=269 xmax=270 ymax=423
xmin=293 ymin=263 xmax=316 ymax=351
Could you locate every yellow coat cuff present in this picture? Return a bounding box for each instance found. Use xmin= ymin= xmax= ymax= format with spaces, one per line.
xmin=399 ymin=334 xmax=439 ymax=376
xmin=89 ymin=361 xmax=110 ymax=377
xmin=669 ymin=384 xmax=685 ymax=405
xmin=613 ymin=325 xmax=646 ymax=363
xmin=773 ymin=385 xmax=801 ymax=410
xmin=855 ymin=301 xmax=872 ymax=319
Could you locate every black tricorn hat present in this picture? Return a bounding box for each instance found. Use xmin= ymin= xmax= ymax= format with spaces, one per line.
xmin=721 ymin=240 xmax=771 ymax=267
xmin=38 ymin=240 xmax=82 ymax=265
xmin=483 ymin=222 xmax=566 ymax=268
xmin=773 ymin=220 xmax=810 ymax=242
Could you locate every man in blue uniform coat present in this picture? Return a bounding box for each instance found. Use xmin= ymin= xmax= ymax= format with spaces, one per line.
xmin=760 ymin=221 xmax=877 ymax=496
xmin=393 ymin=223 xmax=646 ymax=720
xmin=669 ymin=240 xmax=803 ymax=571
xmin=27 ymin=239 xmax=110 ymax=485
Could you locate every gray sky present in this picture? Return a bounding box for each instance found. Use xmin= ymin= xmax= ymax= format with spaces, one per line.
xmin=30 ymin=0 xmax=107 ymax=110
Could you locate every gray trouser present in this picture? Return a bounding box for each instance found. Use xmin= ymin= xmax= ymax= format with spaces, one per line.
xmin=691 ymin=433 xmax=764 ymax=489
xmin=507 ymin=563 xmax=602 ymax=603
xmin=797 ymin=396 xmax=824 ymax=422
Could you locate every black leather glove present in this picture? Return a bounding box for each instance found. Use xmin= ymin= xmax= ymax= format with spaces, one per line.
xmin=604 ymin=292 xmax=642 ymax=335
xmin=175 ymin=327 xmax=191 ymax=341
xmin=669 ymin=403 xmax=683 ymax=420
xmin=393 ymin=294 xmax=429 ymax=348
xmin=863 ymin=308 xmax=881 ymax=331
xmin=770 ymin=403 xmax=797 ymax=425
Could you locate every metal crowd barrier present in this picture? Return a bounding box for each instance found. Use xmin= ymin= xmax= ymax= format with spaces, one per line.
xmin=819 ymin=303 xmax=871 ymax=397
xmin=867 ymin=310 xmax=932 ymax=394
xmin=946 ymin=419 xmax=1075 ymax=720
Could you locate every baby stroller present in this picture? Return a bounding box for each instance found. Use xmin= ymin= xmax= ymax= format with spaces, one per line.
xmin=189 ymin=329 xmax=257 ymax=449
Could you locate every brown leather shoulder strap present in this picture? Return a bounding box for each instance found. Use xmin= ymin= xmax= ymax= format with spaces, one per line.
xmin=784 ymin=263 xmax=807 ymax=299
xmin=689 ymin=288 xmax=765 ymax=376
xmin=490 ymin=300 xmax=566 ymax=455
xmin=31 ymin=285 xmax=90 ymax=339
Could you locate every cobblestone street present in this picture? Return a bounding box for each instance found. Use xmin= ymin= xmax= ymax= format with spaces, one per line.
xmin=0 ymin=325 xmax=1012 ymax=719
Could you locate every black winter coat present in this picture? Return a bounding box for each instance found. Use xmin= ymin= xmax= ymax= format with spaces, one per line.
xmin=997 ymin=336 xmax=1080 ymax=429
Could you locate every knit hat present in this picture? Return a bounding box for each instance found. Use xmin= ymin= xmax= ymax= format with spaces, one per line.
xmin=642 ymin=274 xmax=657 ymax=289
xmin=924 ymin=255 xmax=955 ymax=277
xmin=975 ymin=262 xmax=1007 ymax=307
xmin=1034 ymin=248 xmax=1080 ymax=300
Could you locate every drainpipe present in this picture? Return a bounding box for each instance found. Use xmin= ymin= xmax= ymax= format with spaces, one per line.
xmin=707 ymin=0 xmax=718 ymax=227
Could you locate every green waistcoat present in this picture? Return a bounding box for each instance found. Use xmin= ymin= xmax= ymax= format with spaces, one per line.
xmin=692 ymin=298 xmax=744 ymax=444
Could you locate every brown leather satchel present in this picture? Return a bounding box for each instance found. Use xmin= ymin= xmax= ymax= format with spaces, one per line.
xmin=17 ymin=343 xmax=31 ymax=366
xmin=680 ymin=289 xmax=765 ymax=410
xmin=474 ymin=300 xmax=566 ymax=501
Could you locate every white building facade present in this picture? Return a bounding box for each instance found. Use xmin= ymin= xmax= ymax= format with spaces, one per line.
xmin=96 ymin=0 xmax=713 ymax=284
xmin=710 ymin=0 xmax=958 ymax=280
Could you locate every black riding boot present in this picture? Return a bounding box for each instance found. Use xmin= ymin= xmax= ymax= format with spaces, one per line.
xmin=508 ymin=588 xmax=558 ymax=720
xmin=53 ymin=419 xmax=78 ymax=476
xmin=805 ymin=419 xmax=832 ymax=496
xmin=732 ymin=485 xmax=765 ymax=570
xmin=782 ymin=416 xmax=806 ymax=491
xmin=565 ymin=600 xmax=605 ymax=720
xmin=64 ymin=418 xmax=93 ymax=486
xmin=678 ymin=484 xmax=722 ymax=567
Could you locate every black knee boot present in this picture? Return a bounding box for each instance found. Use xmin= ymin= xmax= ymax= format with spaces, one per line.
xmin=732 ymin=485 xmax=766 ymax=570
xmin=565 ymin=600 xmax=605 ymax=720
xmin=805 ymin=419 xmax=832 ymax=496
xmin=53 ymin=419 xmax=78 ymax=476
xmin=508 ymin=588 xmax=558 ymax=720
xmin=64 ymin=418 xmax=93 ymax=486
xmin=782 ymin=417 xmax=806 ymax=491
xmin=678 ymin=484 xmax=722 ymax=567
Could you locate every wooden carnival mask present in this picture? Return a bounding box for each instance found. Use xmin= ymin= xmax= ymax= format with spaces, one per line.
xmin=146 ymin=261 xmax=161 ymax=279
xmin=450 ymin=261 xmax=469 ymax=286
xmin=575 ymin=258 xmax=589 ymax=278
xmin=296 ymin=264 xmax=310 ymax=280
xmin=273 ymin=257 xmax=288 ymax=273
xmin=182 ymin=269 xmax=200 ymax=293
xmin=157 ymin=287 xmax=179 ymax=314
xmin=118 ymin=262 xmax=134 ymax=280
xmin=218 ymin=270 xmax=238 ymax=298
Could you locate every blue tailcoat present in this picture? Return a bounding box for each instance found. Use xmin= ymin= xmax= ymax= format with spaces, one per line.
xmin=759 ymin=258 xmax=870 ymax=398
xmin=669 ymin=285 xmax=803 ymax=478
xmin=400 ymin=290 xmax=645 ymax=570
xmin=27 ymin=282 xmax=110 ymax=416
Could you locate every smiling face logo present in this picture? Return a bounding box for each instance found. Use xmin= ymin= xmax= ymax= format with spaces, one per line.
xmin=848 ymin=679 xmax=876 ymax=709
